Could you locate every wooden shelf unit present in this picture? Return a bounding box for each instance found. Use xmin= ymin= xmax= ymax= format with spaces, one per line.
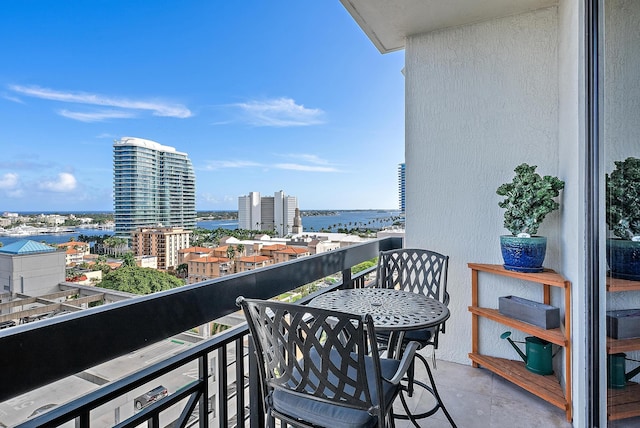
xmin=606 ymin=276 xmax=640 ymax=421
xmin=468 ymin=263 xmax=572 ymax=422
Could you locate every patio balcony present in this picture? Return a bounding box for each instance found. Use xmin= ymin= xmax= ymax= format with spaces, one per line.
xmin=0 ymin=236 xmax=577 ymax=427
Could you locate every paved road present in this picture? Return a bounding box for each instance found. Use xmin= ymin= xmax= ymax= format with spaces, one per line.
xmin=0 ymin=337 xmax=203 ymax=427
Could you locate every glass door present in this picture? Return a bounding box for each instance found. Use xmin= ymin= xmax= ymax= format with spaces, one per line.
xmin=602 ymin=0 xmax=640 ymax=425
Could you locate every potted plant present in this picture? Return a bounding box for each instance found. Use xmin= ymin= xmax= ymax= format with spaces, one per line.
xmin=497 ymin=163 xmax=565 ymax=272
xmin=606 ymin=157 xmax=640 ymax=280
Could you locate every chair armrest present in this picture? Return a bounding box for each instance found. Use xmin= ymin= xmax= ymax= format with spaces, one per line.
xmin=384 ymin=340 xmax=421 ymax=385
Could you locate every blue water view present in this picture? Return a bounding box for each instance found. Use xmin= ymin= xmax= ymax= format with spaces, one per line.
xmin=0 ymin=210 xmax=402 ymax=247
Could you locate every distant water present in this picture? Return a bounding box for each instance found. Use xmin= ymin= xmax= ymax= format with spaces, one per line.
xmin=198 ymin=210 xmax=402 ymax=233
xmin=0 ymin=210 xmax=402 ymax=246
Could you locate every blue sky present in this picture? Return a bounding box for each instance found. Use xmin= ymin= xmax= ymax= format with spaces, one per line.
xmin=0 ymin=1 xmax=405 ymax=212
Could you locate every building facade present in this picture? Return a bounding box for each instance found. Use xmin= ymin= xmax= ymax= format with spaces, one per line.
xmin=398 ymin=163 xmax=405 ymax=213
xmin=131 ymin=227 xmax=191 ymax=271
xmin=0 ymin=240 xmax=66 ymax=297
xmin=113 ymin=137 xmax=196 ymax=239
xmin=237 ymin=191 xmax=261 ymax=231
xmin=237 ymin=190 xmax=298 ymax=236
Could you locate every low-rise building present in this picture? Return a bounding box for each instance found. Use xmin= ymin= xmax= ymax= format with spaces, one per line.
xmin=187 ymin=256 xmax=232 ymax=284
xmin=235 ymin=255 xmax=272 ymax=273
xmin=135 ymin=255 xmax=158 ymax=269
xmin=178 ymin=246 xmax=213 ymax=265
xmin=0 ymin=240 xmax=66 ymax=297
xmin=273 ymin=247 xmax=310 ymax=264
xmin=57 ymin=242 xmax=91 ymax=266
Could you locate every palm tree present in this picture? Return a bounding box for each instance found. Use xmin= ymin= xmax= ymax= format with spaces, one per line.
xmin=226 ymin=246 xmax=236 ymax=260
xmin=236 ymin=244 xmax=245 ymax=257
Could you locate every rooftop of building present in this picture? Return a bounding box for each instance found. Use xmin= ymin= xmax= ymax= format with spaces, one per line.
xmin=0 ymin=240 xmax=57 ymax=255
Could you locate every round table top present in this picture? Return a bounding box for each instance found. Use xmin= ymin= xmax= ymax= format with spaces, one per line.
xmin=309 ymin=288 xmax=449 ymax=332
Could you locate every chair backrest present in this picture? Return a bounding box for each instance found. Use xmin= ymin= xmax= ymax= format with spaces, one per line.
xmin=377 ymin=248 xmax=449 ymax=306
xmin=237 ymin=297 xmax=386 ymax=424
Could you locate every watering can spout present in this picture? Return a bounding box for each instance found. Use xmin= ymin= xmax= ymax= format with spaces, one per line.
xmin=500 ymin=331 xmax=527 ymax=363
xmin=626 ymin=363 xmax=640 ymax=381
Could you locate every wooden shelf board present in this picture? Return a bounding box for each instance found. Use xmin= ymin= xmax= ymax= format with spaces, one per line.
xmin=469 ymin=306 xmax=567 ymax=346
xmin=607 ymin=276 xmax=640 ymax=292
xmin=607 ymin=337 xmax=640 ymax=354
xmin=469 ymin=353 xmax=568 ymax=411
xmin=608 ymin=382 xmax=640 ymax=420
xmin=468 ymin=263 xmax=568 ymax=287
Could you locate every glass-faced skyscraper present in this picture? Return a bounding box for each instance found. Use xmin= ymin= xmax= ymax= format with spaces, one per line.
xmin=113 ymin=137 xmax=196 ymax=238
xmin=398 ymin=163 xmax=406 ymax=213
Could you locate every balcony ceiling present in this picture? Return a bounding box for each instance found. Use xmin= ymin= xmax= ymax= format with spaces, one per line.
xmin=340 ymin=0 xmax=558 ymax=53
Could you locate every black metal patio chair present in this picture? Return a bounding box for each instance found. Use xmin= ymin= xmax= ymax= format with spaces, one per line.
xmin=375 ymin=248 xmax=456 ymax=426
xmin=376 ymin=248 xmax=450 ymax=365
xmin=237 ymin=297 xmax=420 ymax=428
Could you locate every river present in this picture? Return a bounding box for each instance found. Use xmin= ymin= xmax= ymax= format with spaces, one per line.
xmin=0 ymin=210 xmax=402 ymax=247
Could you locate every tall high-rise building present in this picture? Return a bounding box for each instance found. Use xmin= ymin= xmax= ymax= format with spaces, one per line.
xmin=398 ymin=163 xmax=406 ymax=213
xmin=237 ymin=190 xmax=299 ymax=236
xmin=113 ymin=137 xmax=196 ymax=238
xmin=237 ymin=191 xmax=261 ymax=231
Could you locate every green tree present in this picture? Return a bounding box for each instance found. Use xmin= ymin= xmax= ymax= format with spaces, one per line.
xmin=176 ymin=263 xmax=188 ymax=279
xmin=226 ymin=246 xmax=236 ymax=260
xmin=121 ymin=252 xmax=137 ymax=267
xmin=100 ymin=266 xmax=184 ymax=294
xmin=352 ymin=259 xmax=377 ymax=274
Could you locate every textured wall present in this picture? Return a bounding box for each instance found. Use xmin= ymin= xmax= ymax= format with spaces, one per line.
xmin=404 ymin=7 xmax=561 ymax=364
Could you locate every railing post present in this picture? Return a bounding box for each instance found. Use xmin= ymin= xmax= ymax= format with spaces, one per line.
xmin=199 ymin=353 xmax=209 ymax=428
xmin=247 ymin=338 xmax=264 ymax=427
xmin=341 ymin=268 xmax=353 ymax=289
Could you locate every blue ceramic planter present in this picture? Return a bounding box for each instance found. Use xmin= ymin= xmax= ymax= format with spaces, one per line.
xmin=500 ymin=235 xmax=547 ymax=273
xmin=607 ymin=239 xmax=640 ymax=281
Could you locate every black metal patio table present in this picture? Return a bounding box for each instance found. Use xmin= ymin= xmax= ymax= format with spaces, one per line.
xmin=308 ymin=288 xmax=456 ymax=427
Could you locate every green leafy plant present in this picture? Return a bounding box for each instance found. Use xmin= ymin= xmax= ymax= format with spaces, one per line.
xmin=606 ymin=157 xmax=640 ymax=240
xmin=497 ymin=163 xmax=565 ymax=236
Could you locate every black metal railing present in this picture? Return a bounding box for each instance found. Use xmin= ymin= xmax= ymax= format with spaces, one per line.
xmin=0 ymin=237 xmax=401 ymax=427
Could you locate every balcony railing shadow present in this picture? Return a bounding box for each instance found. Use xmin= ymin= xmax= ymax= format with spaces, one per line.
xmin=0 ymin=237 xmax=402 ymax=428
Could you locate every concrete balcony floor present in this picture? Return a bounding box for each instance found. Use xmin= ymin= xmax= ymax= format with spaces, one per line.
xmin=393 ymin=351 xmax=573 ymax=428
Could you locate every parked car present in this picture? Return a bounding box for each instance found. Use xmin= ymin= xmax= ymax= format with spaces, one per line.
xmin=134 ymin=386 xmax=168 ymax=411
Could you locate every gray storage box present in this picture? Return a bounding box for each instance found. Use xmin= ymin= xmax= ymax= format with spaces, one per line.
xmin=607 ymin=309 xmax=640 ymax=339
xmin=498 ymin=295 xmax=560 ymax=329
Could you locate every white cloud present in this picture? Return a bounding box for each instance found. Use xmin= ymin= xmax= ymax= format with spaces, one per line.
xmin=275 ymin=163 xmax=339 ymax=172
xmin=9 ymin=84 xmax=192 ymax=119
xmin=59 ymin=109 xmax=137 ymax=122
xmin=283 ymin=154 xmax=331 ymax=165
xmin=203 ymin=160 xmax=261 ymax=171
xmin=234 ymin=97 xmax=324 ymax=127
xmin=0 ymin=173 xmax=18 ymax=188
xmin=39 ymin=172 xmax=77 ymax=192
xmin=2 ymin=94 xmax=24 ymax=104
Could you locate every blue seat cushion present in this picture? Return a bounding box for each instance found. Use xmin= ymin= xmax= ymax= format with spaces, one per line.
xmin=271 ymin=350 xmax=400 ymax=428
xmin=377 ymin=328 xmax=433 ymax=346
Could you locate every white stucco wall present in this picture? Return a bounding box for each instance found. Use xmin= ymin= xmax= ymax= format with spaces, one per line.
xmin=404 ymin=7 xmax=562 ymax=366
xmin=0 ymin=251 xmax=66 ymax=297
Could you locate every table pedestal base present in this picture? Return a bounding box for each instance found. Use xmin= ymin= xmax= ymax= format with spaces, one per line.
xmin=395 ymin=353 xmax=457 ymax=427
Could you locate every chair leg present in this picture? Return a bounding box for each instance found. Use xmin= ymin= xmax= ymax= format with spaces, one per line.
xmin=417 ymin=352 xmax=456 ymax=427
xmin=432 ymin=346 xmax=437 ymax=369
xmin=394 ymin=353 xmax=457 ymax=427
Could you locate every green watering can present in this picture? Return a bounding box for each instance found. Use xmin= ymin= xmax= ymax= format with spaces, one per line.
xmin=500 ymin=331 xmax=554 ymax=375
xmin=608 ymin=353 xmax=640 ymax=389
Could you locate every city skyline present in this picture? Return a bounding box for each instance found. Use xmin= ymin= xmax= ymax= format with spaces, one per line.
xmin=0 ymin=2 xmax=405 ymax=212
